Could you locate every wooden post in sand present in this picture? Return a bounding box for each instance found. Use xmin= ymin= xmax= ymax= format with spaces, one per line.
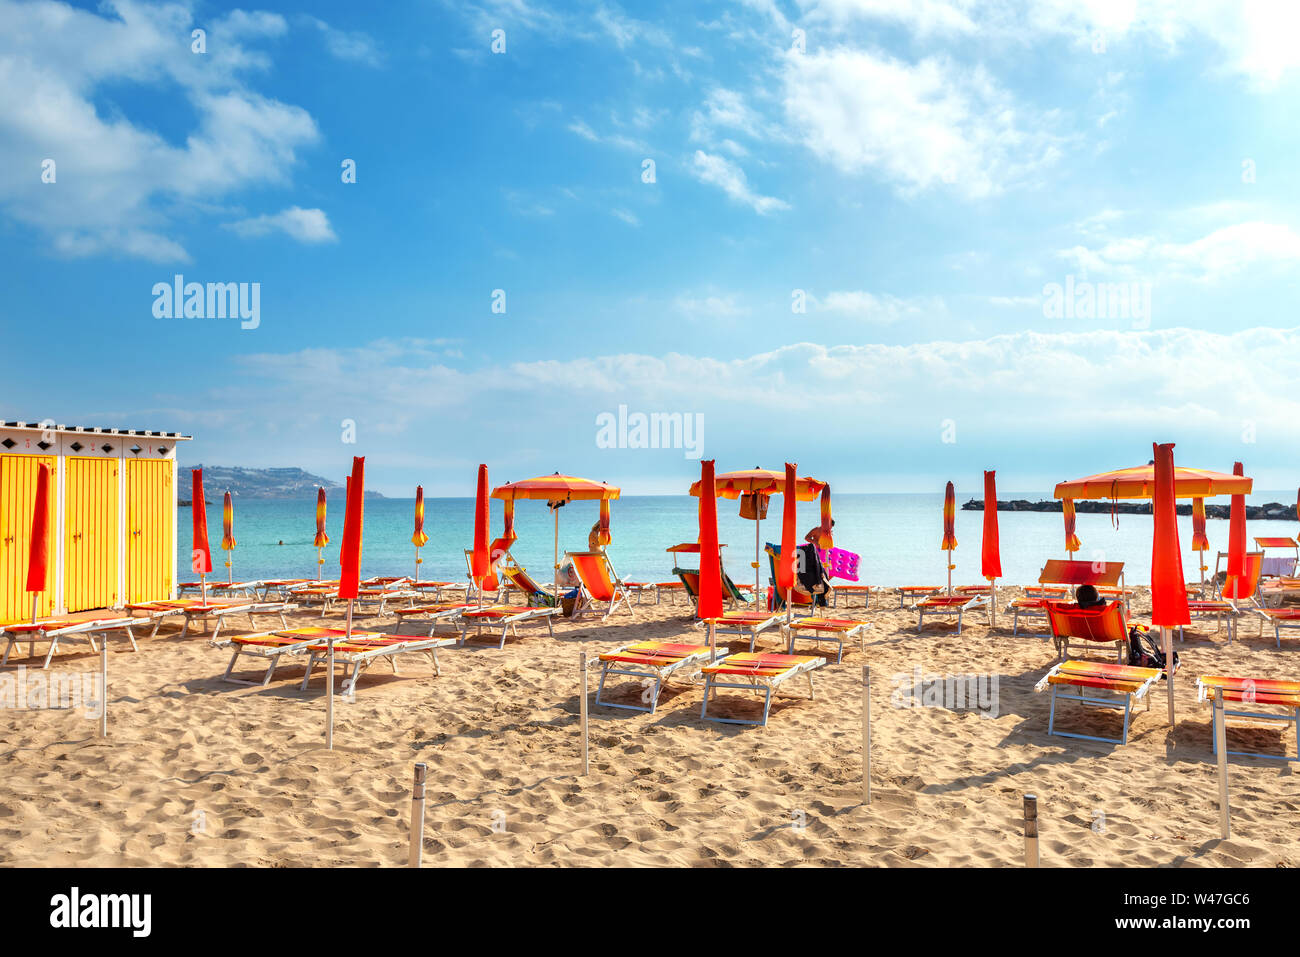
xmin=1023 ymin=794 xmax=1039 ymax=867
xmin=1213 ymin=689 xmax=1230 ymax=839
xmin=580 ymin=650 xmax=589 ymax=776
xmin=409 ymin=762 xmax=427 ymax=867
xmin=862 ymin=666 xmax=871 ymax=806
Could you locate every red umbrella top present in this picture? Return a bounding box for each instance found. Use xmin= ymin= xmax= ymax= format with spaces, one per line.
xmin=26 ymin=463 xmax=52 ymax=596
xmin=338 ymin=458 xmax=365 ymax=601
xmin=697 ymin=460 xmax=723 ymax=621
xmin=941 ymin=481 xmax=957 ymax=551
xmin=1227 ymin=462 xmax=1247 ymax=579
xmin=471 ymin=464 xmax=490 ymax=582
xmin=1150 ymin=443 xmax=1190 ymax=627
xmin=775 ymin=462 xmax=798 ymax=600
xmin=191 ymin=469 xmax=212 ymax=575
xmin=980 ymin=470 xmax=1002 ymax=580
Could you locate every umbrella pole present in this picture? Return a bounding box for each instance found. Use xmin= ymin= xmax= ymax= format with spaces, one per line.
xmin=414 ymin=546 xmax=420 ymax=583
xmin=99 ymin=630 xmax=108 ymax=739
xmin=317 ymin=547 xmax=323 ymax=581
xmin=1163 ymin=626 xmax=1175 ymax=726
xmin=754 ymin=517 xmax=761 ymax=608
xmin=946 ymin=549 xmax=952 ymax=596
xmin=200 ymin=572 xmax=207 ymax=607
xmin=553 ymin=507 xmax=560 ymax=603
xmin=31 ymin=593 xmax=38 ymax=626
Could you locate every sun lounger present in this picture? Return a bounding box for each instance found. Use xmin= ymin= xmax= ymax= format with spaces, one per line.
xmin=299 ymin=633 xmax=458 ymax=696
xmin=783 ymin=616 xmax=869 ymax=662
xmin=915 ymin=594 xmax=988 ymax=635
xmin=1006 ymin=560 xmax=1132 ymax=634
xmin=256 ymin=578 xmax=311 ymax=599
xmin=214 ymin=626 xmax=364 ymax=686
xmin=391 ymin=602 xmax=474 ymax=635
xmin=595 ymin=641 xmax=715 ymax=713
xmin=1254 ymin=537 xmax=1298 ymax=580
xmin=830 ymin=584 xmax=871 ymax=609
xmin=1006 ymin=586 xmax=1071 ymax=636
xmin=567 ymin=550 xmax=635 ymax=621
xmin=1252 ymin=607 xmax=1300 ymax=648
xmin=1044 ymin=601 xmax=1130 ymax=662
xmin=1197 ymin=674 xmax=1300 ymax=763
xmin=898 ymin=586 xmax=941 ymax=607
xmin=498 ymin=563 xmax=559 ymax=607
xmin=408 ymin=580 xmax=470 ymax=603
xmin=0 ymin=614 xmax=140 ymax=668
xmin=674 ymin=566 xmax=753 ymax=610
xmin=699 ymin=652 xmax=824 ymax=726
xmin=621 ymin=581 xmax=659 ymax=604
xmin=1181 ymin=599 xmax=1240 ymax=643
xmin=179 ymin=580 xmax=261 ymax=598
xmin=458 ymin=604 xmax=560 ymax=649
xmin=1034 ymin=659 xmax=1163 ymax=745
xmin=127 ymin=598 xmax=293 ymax=641
xmin=698 ymin=610 xmax=784 ymax=652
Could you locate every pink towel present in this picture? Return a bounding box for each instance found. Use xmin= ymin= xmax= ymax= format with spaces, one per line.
xmin=820 ymin=547 xmax=860 ymax=582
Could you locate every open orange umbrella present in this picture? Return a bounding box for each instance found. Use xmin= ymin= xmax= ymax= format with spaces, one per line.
xmin=981 ymin=471 xmax=1002 ymax=627
xmin=1227 ymin=462 xmax=1247 ymax=581
xmin=412 ymin=486 xmax=429 ymax=581
xmin=191 ymin=469 xmax=212 ymax=603
xmin=313 ymin=486 xmax=329 ymax=579
xmin=1151 ymin=442 xmax=1189 ymax=726
xmin=26 ymin=463 xmax=52 ymax=623
xmin=698 ymin=460 xmax=723 ymax=652
xmin=221 ymin=491 xmax=236 ymax=583
xmin=689 ymin=466 xmax=827 ymax=600
xmin=1062 ymin=498 xmax=1081 ymax=556
xmin=493 ymin=473 xmax=621 ymax=599
xmin=1054 ymin=464 xmax=1251 ymax=501
xmin=941 ymin=481 xmax=957 ymax=593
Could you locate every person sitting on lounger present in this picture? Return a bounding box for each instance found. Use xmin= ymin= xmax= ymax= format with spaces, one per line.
xmin=1075 ymin=584 xmax=1107 ymax=609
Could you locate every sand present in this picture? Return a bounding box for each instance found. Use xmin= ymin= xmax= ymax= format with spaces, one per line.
xmin=0 ymin=585 xmax=1297 ymax=867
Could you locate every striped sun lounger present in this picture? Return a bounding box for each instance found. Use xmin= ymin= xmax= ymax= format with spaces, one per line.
xmin=214 ymin=626 xmax=361 ymax=687
xmin=391 ymin=602 xmax=475 ymax=635
xmin=1197 ymin=674 xmax=1300 ymax=763
xmin=127 ymin=599 xmax=293 ymax=641
xmin=915 ymin=594 xmax=988 ymax=635
xmin=0 ymin=614 xmax=140 ymax=669
xmin=299 ymin=633 xmax=458 ymax=696
xmin=699 ymin=652 xmax=824 ymax=726
xmin=1034 ymin=659 xmax=1164 ymax=745
xmin=458 ymin=605 xmax=560 ymax=649
xmin=595 ymin=641 xmax=715 ymax=714
xmin=698 ymin=610 xmax=784 ymax=652
xmin=898 ymin=586 xmax=941 ymax=608
xmin=783 ymin=616 xmax=870 ymax=662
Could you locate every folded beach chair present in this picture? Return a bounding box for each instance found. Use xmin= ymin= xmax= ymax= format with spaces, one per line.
xmin=0 ymin=614 xmax=140 ymax=669
xmin=1197 ymin=674 xmax=1300 ymax=763
xmin=697 ymin=610 xmax=784 ymax=652
xmin=213 ymin=626 xmax=366 ymax=687
xmin=498 ymin=563 xmax=558 ymax=607
xmin=699 ymin=652 xmax=824 ymax=726
xmin=1034 ymin=659 xmax=1164 ymax=745
xmin=127 ymin=598 xmax=292 ymax=641
xmin=299 ymin=633 xmax=458 ymax=695
xmin=391 ymin=602 xmax=474 ymax=635
xmin=783 ymin=616 xmax=870 ymax=663
xmin=566 ymin=550 xmax=635 ymax=621
xmin=457 ymin=604 xmax=560 ymax=649
xmin=1044 ymin=601 xmax=1130 ymax=662
xmin=898 ymin=586 xmax=941 ymax=608
xmin=595 ymin=641 xmax=715 ymax=713
xmin=915 ymin=593 xmax=988 ymax=635
xmin=1212 ymin=551 xmax=1265 ymax=603
xmin=674 ymin=567 xmax=752 ymax=610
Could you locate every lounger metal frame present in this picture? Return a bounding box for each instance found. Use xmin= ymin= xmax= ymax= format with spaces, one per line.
xmin=0 ymin=617 xmax=139 ymax=669
xmin=458 ymin=606 xmax=559 ymax=649
xmin=699 ymin=655 xmax=823 ymax=727
xmin=1034 ymin=662 xmax=1161 ymax=745
xmin=299 ymin=635 xmax=458 ymax=695
xmin=782 ymin=617 xmax=869 ymax=663
xmin=595 ymin=643 xmax=714 ymax=714
xmin=915 ymin=595 xmax=988 ymax=635
xmin=1196 ymin=678 xmax=1300 ymax=764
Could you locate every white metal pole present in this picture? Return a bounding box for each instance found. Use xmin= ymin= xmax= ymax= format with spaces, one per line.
xmin=580 ymin=650 xmax=589 ymax=776
xmin=99 ymin=634 xmax=108 ymax=739
xmin=553 ymin=507 xmax=560 ymax=604
xmin=754 ymin=515 xmax=761 ymax=606
xmin=1024 ymin=794 xmax=1038 ymax=867
xmin=317 ymin=546 xmax=323 ymax=581
xmin=31 ymin=594 xmax=38 ymax=626
xmin=862 ymin=666 xmax=871 ymax=806
xmin=1214 ymin=689 xmax=1230 ymax=839
xmin=1164 ymin=626 xmax=1175 ymax=726
xmin=946 ymin=550 xmax=952 ymax=596
xmin=409 ymin=762 xmax=427 ymax=867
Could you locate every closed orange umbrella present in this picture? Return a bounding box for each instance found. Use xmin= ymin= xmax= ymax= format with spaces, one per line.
xmin=472 ymin=465 xmax=490 ymax=598
xmin=776 ymin=463 xmax=798 ymax=611
xmin=815 ymin=485 xmax=833 ymax=549
xmin=1191 ymin=497 xmax=1210 ymax=589
xmin=1227 ymin=462 xmax=1247 ymax=580
xmin=331 ymin=456 xmax=365 ymax=749
xmin=26 ymin=463 xmax=52 ymax=622
xmin=412 ymin=486 xmax=429 ymax=581
xmin=1151 ymin=442 xmax=1189 ymax=726
xmin=313 ymin=487 xmax=329 ymax=580
xmin=221 ymin=491 xmax=236 ymax=583
xmin=191 ymin=469 xmax=212 ymax=603
xmin=981 ymin=471 xmax=1002 ymax=626
xmin=941 ymin=482 xmax=957 ymax=594
xmin=596 ymin=498 xmax=612 ymax=547
xmin=488 ymin=499 xmax=518 ymax=572
xmin=1062 ymin=498 xmax=1081 ymax=555
xmin=698 ymin=459 xmax=723 ymax=626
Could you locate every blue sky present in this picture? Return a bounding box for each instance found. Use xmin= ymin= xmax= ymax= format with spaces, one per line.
xmin=2 ymin=0 xmax=1299 ymax=496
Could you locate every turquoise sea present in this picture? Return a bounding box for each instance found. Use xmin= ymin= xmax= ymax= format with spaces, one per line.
xmin=181 ymin=492 xmax=1300 ymax=590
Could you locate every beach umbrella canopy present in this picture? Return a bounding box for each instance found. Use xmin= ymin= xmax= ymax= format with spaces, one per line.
xmin=697 ymin=460 xmax=723 ymax=622
xmin=688 ymin=467 xmax=825 ymax=500
xmin=26 ymin=463 xmax=52 ymax=601
xmin=412 ymin=486 xmax=429 ymax=547
xmin=338 ymin=459 xmax=365 ymax=601
xmin=492 ymin=474 xmax=620 ymax=503
xmin=221 ymin=492 xmax=236 ymax=551
xmin=941 ymin=482 xmax=958 ymax=551
xmin=1062 ymin=498 xmax=1081 ymax=554
xmin=1191 ymin=498 xmax=1210 ymax=553
xmin=775 ymin=463 xmax=798 ymax=605
xmin=314 ymin=487 xmax=330 ymax=547
xmin=191 ymin=469 xmax=212 ymax=576
xmin=1227 ymin=462 xmax=1247 ymax=579
xmin=1054 ymin=464 xmax=1252 ymax=500
xmin=981 ymin=470 xmax=1002 ymax=580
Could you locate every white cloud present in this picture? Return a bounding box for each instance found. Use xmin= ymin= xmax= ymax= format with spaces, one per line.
xmin=781 ymin=47 xmax=1063 ymax=198
xmin=226 ymin=206 xmax=338 ymax=243
xmin=1059 ymin=222 xmax=1300 ymax=281
xmin=611 ymin=207 xmax=640 ymax=226
xmin=302 ymin=16 xmax=383 ymax=66
xmin=0 ymin=0 xmax=322 ymax=261
xmin=690 ymin=150 xmax=789 ymax=214
xmin=813 ymin=291 xmax=944 ymax=323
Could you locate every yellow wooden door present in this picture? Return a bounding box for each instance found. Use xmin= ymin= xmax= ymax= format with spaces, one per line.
xmin=64 ymin=457 xmax=119 ymax=612
xmin=125 ymin=459 xmax=173 ymax=604
xmin=0 ymin=454 xmax=57 ymax=622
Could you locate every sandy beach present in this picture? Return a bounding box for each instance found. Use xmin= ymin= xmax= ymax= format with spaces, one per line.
xmin=1 ymin=586 xmax=1296 ymax=868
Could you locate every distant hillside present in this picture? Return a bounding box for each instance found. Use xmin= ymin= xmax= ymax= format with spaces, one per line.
xmin=179 ymin=465 xmax=386 ymax=502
